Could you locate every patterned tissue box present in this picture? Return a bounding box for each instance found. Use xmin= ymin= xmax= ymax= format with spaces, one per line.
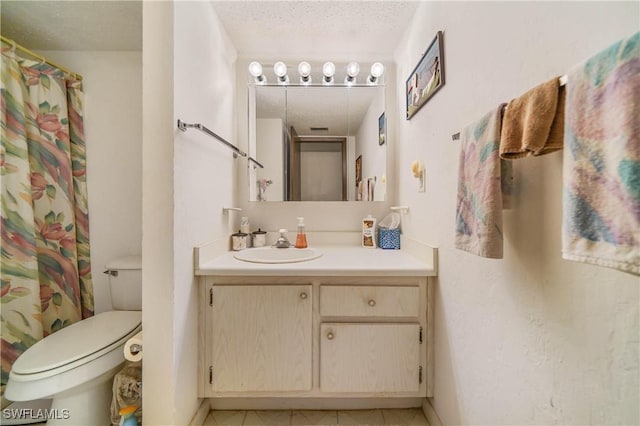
xmin=378 ymin=228 xmax=400 ymax=250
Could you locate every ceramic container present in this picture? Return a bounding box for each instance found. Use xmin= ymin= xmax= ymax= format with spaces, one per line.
xmin=252 ymin=229 xmax=267 ymax=247
xmin=231 ymin=231 xmax=249 ymax=251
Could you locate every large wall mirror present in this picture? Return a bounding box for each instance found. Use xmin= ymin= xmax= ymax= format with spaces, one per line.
xmin=248 ymin=83 xmax=386 ymax=202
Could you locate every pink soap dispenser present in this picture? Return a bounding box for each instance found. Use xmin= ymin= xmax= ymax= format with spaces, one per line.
xmin=295 ymin=217 xmax=308 ymax=249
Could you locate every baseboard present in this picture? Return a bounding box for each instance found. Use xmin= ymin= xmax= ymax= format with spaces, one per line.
xmin=188 ymin=399 xmax=211 ymax=426
xmin=208 ymin=397 xmax=423 ymax=410
xmin=422 ymin=398 xmax=442 ymax=426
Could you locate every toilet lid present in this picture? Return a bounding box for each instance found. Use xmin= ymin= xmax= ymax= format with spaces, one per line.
xmin=12 ymin=311 xmax=141 ymax=375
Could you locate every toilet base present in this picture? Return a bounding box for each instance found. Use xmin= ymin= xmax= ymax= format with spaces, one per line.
xmin=45 ymin=367 xmax=119 ymax=426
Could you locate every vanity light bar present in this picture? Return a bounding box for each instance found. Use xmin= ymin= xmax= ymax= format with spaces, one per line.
xmin=248 ymin=61 xmax=384 ymax=86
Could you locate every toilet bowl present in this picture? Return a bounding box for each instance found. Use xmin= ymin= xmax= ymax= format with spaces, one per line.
xmin=5 ymin=256 xmax=142 ymax=425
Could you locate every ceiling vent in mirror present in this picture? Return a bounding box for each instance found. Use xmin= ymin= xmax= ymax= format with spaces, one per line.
xmin=310 ymin=127 xmax=329 ymax=132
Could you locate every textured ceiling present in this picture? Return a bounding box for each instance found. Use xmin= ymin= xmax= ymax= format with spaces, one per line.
xmin=211 ymin=1 xmax=419 ymax=60
xmin=1 ymin=0 xmax=142 ymax=51
xmin=1 ymin=1 xmax=417 ymax=57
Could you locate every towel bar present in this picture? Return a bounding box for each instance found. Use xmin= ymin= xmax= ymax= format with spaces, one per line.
xmin=451 ymin=74 xmax=568 ymax=141
xmin=177 ymin=119 xmax=264 ymax=168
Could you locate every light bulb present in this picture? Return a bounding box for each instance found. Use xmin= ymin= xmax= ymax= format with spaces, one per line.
xmin=298 ymin=61 xmax=311 ymax=84
xmin=298 ymin=61 xmax=311 ymax=77
xmin=346 ymin=62 xmax=360 ymax=77
xmin=248 ymin=61 xmax=262 ymax=77
xmin=370 ymin=62 xmax=384 ymax=78
xmin=368 ymin=62 xmax=385 ymax=85
xmin=273 ymin=61 xmax=287 ymax=77
xmin=345 ymin=61 xmax=360 ymax=84
xmin=322 ymin=61 xmax=335 ymax=84
xmin=273 ymin=61 xmax=289 ymax=84
xmin=248 ymin=61 xmax=266 ymax=84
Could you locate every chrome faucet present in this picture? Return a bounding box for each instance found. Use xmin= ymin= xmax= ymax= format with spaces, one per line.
xmin=273 ymin=229 xmax=292 ymax=248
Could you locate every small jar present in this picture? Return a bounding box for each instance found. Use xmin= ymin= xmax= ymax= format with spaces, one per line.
xmin=252 ymin=229 xmax=267 ymax=247
xmin=231 ymin=230 xmax=249 ymax=251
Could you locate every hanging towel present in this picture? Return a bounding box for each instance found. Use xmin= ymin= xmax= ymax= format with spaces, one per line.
xmin=500 ymin=77 xmax=565 ymax=159
xmin=455 ymin=104 xmax=510 ymax=259
xmin=563 ymin=31 xmax=640 ymax=275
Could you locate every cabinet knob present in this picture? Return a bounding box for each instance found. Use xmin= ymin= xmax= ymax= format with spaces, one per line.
xmin=300 ymin=292 xmax=308 ymax=300
xmin=326 ymin=331 xmax=334 ymax=340
xmin=368 ymin=299 xmax=376 ymax=307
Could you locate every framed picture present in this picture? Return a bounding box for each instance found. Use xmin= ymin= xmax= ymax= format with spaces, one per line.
xmin=378 ymin=112 xmax=386 ymax=145
xmin=355 ymin=155 xmax=362 ymax=185
xmin=406 ymin=30 xmax=445 ymax=120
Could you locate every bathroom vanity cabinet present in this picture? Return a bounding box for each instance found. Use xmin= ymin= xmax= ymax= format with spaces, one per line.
xmin=195 ymin=241 xmax=437 ymax=406
xmin=198 ymin=276 xmax=432 ymax=399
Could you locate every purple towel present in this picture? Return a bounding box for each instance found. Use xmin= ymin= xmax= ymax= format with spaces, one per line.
xmin=455 ymin=105 xmax=511 ymax=259
xmin=562 ymin=32 xmax=640 ymax=275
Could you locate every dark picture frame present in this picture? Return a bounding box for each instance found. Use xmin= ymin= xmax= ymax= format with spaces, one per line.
xmin=355 ymin=155 xmax=362 ymax=185
xmin=406 ymin=30 xmax=445 ymax=120
xmin=378 ymin=112 xmax=386 ymax=145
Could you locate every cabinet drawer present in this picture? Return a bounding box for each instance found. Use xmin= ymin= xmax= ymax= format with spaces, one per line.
xmin=320 ymin=285 xmax=419 ymax=318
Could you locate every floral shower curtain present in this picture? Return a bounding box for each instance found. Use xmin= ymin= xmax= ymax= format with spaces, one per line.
xmin=1 ymin=43 xmax=94 ymax=401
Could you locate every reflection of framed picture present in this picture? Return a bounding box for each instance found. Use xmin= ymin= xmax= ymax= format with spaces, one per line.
xmin=355 ymin=155 xmax=362 ymax=185
xmin=406 ymin=30 xmax=445 ymax=120
xmin=378 ymin=112 xmax=386 ymax=145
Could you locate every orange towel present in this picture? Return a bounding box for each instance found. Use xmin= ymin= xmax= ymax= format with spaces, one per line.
xmin=500 ymin=77 xmax=565 ymax=159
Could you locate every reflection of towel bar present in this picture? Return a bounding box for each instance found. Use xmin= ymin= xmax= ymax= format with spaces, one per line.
xmin=222 ymin=207 xmax=242 ymax=214
xmin=248 ymin=157 xmax=264 ymax=168
xmin=451 ymin=74 xmax=568 ymax=141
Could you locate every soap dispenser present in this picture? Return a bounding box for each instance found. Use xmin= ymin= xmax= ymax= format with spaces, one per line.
xmin=295 ymin=217 xmax=308 ymax=249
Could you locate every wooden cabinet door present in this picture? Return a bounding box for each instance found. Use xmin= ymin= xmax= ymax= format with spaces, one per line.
xmin=320 ymin=323 xmax=421 ymax=393
xmin=209 ymin=285 xmax=312 ymax=392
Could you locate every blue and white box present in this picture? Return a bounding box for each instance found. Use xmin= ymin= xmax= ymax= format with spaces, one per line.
xmin=378 ymin=228 xmax=400 ymax=250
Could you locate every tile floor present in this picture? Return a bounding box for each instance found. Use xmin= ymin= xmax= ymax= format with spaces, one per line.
xmin=204 ymin=408 xmax=429 ymax=426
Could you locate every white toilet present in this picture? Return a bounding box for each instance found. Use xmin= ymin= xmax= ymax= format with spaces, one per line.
xmin=5 ymin=256 xmax=142 ymax=426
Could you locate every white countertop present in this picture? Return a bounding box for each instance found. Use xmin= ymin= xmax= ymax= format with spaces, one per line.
xmin=195 ymin=243 xmax=437 ymax=277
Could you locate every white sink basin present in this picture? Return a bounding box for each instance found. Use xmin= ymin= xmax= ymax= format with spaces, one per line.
xmin=234 ymin=247 xmax=322 ymax=264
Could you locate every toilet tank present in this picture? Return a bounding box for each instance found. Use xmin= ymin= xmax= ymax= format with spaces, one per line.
xmin=105 ymin=255 xmax=141 ymax=311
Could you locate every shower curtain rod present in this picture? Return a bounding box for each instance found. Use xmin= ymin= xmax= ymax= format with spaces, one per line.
xmin=0 ymin=35 xmax=83 ymax=81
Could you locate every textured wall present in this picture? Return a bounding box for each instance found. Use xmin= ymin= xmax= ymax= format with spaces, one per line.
xmin=394 ymin=2 xmax=639 ymax=424
xmin=173 ymin=2 xmax=238 ymax=424
xmin=142 ymin=1 xmax=175 ymax=423
xmin=142 ymin=2 xmax=237 ymax=423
